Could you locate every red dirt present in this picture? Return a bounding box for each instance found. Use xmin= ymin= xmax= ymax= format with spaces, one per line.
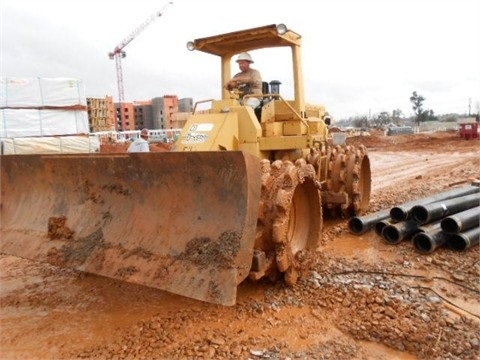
xmin=1 ymin=129 xmax=479 ymax=360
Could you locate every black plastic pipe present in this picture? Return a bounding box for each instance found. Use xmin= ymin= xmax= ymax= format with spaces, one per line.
xmin=412 ymin=227 xmax=452 ymax=254
xmin=374 ymin=218 xmax=395 ymax=236
xmin=349 ymin=184 xmax=479 ymax=235
xmin=441 ymin=206 xmax=480 ymax=234
xmin=410 ymin=193 xmax=480 ymax=225
xmin=382 ymin=220 xmax=420 ymax=244
xmin=348 ymin=209 xmax=390 ymax=235
xmin=390 ymin=184 xmax=479 ymax=222
xmin=447 ymin=227 xmax=480 ymax=251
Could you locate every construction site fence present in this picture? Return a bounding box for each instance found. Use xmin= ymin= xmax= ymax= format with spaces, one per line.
xmin=0 ymin=129 xmax=183 ymax=155
xmin=92 ymin=129 xmax=182 ymax=144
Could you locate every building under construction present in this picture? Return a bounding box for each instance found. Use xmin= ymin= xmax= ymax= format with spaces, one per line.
xmin=87 ymin=95 xmax=193 ymax=133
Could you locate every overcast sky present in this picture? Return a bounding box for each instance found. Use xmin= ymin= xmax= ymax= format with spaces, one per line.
xmin=1 ymin=0 xmax=479 ymax=120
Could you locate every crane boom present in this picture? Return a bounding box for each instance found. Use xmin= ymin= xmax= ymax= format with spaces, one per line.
xmin=109 ymin=2 xmax=172 ymax=129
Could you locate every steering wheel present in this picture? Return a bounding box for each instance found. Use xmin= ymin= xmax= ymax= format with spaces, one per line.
xmin=228 ymin=87 xmax=244 ymax=100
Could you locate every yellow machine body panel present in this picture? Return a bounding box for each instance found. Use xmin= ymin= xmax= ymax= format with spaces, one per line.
xmin=175 ymin=101 xmax=262 ymax=155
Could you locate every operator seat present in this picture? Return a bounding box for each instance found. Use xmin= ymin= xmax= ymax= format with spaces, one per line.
xmin=262 ymin=81 xmax=270 ymax=95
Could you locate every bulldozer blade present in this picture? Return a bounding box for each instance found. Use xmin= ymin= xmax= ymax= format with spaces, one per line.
xmin=1 ymin=151 xmax=261 ymax=306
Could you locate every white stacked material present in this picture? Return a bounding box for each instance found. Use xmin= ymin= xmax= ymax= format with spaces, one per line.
xmin=0 ymin=108 xmax=89 ymax=138
xmin=332 ymin=132 xmax=347 ymax=146
xmin=1 ymin=136 xmax=100 ymax=154
xmin=0 ymin=77 xmax=87 ymax=108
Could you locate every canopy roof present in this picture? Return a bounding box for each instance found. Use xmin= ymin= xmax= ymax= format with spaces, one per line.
xmin=190 ymin=24 xmax=302 ymax=58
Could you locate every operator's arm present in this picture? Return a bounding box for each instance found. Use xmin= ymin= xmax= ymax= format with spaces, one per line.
xmin=225 ymin=70 xmax=262 ymax=92
xmin=225 ymin=74 xmax=246 ymax=90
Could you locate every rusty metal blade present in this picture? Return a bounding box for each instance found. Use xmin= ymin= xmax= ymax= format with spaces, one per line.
xmin=1 ymin=151 xmax=261 ymax=305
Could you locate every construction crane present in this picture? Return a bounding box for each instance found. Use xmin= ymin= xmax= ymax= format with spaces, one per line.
xmin=109 ymin=2 xmax=173 ymax=128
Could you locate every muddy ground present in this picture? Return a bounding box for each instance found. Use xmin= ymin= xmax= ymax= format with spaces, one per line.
xmin=1 ymin=129 xmax=479 ymax=360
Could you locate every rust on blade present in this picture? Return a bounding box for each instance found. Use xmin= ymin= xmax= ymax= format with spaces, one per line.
xmin=1 ymin=151 xmax=261 ymax=305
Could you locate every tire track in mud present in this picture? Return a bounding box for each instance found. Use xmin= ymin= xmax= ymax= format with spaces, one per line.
xmin=369 ymin=151 xmax=478 ymax=191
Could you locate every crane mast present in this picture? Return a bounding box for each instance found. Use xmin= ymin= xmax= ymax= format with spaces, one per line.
xmin=109 ymin=2 xmax=172 ymax=129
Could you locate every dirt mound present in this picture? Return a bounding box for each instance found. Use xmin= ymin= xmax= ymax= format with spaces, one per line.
xmin=347 ymin=129 xmax=476 ymax=153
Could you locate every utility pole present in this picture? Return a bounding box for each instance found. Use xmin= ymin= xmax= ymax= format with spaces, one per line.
xmin=109 ymin=2 xmax=173 ymax=130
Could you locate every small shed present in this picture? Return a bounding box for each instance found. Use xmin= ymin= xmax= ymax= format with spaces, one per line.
xmin=459 ymin=122 xmax=478 ymax=140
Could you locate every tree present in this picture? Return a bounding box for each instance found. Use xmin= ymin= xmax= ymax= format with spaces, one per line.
xmin=425 ymin=109 xmax=437 ymax=121
xmin=410 ymin=91 xmax=425 ymax=125
xmin=376 ymin=111 xmax=391 ymax=126
xmin=391 ymin=109 xmax=404 ymax=126
xmin=392 ymin=109 xmax=403 ymax=121
xmin=351 ymin=115 xmax=368 ymax=129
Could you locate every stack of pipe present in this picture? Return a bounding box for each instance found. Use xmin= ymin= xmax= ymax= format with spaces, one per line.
xmin=442 ymin=207 xmax=480 ymax=251
xmin=348 ymin=183 xmax=480 ymax=254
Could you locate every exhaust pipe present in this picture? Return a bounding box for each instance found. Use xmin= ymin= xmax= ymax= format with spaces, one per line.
xmin=447 ymin=227 xmax=480 ymax=251
xmin=390 ymin=184 xmax=479 ymax=222
xmin=441 ymin=206 xmax=480 ymax=234
xmin=410 ymin=193 xmax=480 ymax=225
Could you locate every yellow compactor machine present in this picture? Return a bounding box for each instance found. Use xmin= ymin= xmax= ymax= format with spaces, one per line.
xmin=1 ymin=24 xmax=371 ymax=306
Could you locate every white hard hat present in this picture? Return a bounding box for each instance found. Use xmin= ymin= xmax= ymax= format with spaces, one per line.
xmin=236 ymin=52 xmax=254 ymax=63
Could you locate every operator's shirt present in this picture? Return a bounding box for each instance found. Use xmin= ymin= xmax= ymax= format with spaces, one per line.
xmin=232 ymin=68 xmax=262 ymax=96
xmin=127 ymin=138 xmax=150 ymax=153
